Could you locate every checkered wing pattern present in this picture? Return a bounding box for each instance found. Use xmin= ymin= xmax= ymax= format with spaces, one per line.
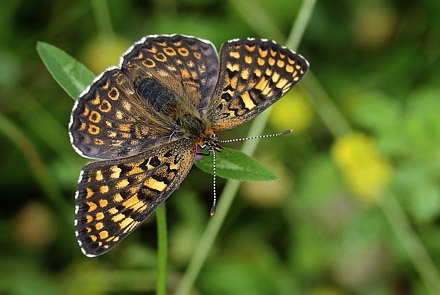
xmin=206 ymin=38 xmax=309 ymax=131
xmin=121 ymin=35 xmax=219 ymax=114
xmin=75 ymin=139 xmax=195 ymax=257
xmin=69 ymin=68 xmax=175 ymax=160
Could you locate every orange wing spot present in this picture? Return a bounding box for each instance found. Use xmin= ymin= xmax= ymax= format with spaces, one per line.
xmin=180 ymin=69 xmax=190 ymax=79
xmin=229 ymin=51 xmax=240 ymax=59
xmin=265 ymin=68 xmax=272 ymax=76
xmin=114 ymin=193 xmax=123 ymax=203
xmin=106 ymin=236 xmax=115 ymax=242
xmin=241 ymin=69 xmax=250 ymax=80
xmin=279 ymin=53 xmax=285 ymax=59
xmin=230 ymin=76 xmax=238 ymax=89
xmin=108 ymin=207 xmax=118 ymax=215
xmin=296 ymin=65 xmax=301 ymax=70
xmin=123 ymin=195 xmax=139 ymax=209
xmin=121 ymin=100 xmax=132 ymax=112
xmin=115 ymin=111 xmax=123 ymax=120
xmin=99 ymin=231 xmax=109 ymax=240
xmin=293 ymin=76 xmax=300 ymax=82
xmin=270 ymin=49 xmax=277 ymax=57
xmin=276 ymin=78 xmax=289 ymax=89
xmin=87 ymin=227 xmax=92 ymax=233
xmin=86 ymin=188 xmax=94 ymax=199
xmin=164 ymin=47 xmax=176 ymax=56
xmin=119 ymin=123 xmax=130 ymax=132
xmin=255 ymin=77 xmax=268 ymax=91
xmin=254 ymin=68 xmax=262 ymax=77
xmin=154 ymin=52 xmax=167 ymax=62
xmin=124 ymin=221 xmax=139 ymax=234
xmin=259 ymin=48 xmax=268 ymax=58
xmin=142 ymin=58 xmax=156 ymax=68
xmin=99 ymin=199 xmax=108 ymax=208
xmin=110 ymin=166 xmax=121 ymax=179
xmin=90 ymin=235 xmax=97 ymax=242
xmin=178 ymin=47 xmax=189 ymax=56
xmin=136 ymin=52 xmax=143 ymax=59
xmin=245 ymin=56 xmax=253 ymax=64
xmin=100 ymin=185 xmax=109 ymax=194
xmin=120 ymin=217 xmax=134 ymax=229
xmin=149 ymin=46 xmax=158 ymax=53
xmin=87 ymin=202 xmax=97 ymax=212
xmin=86 ymin=215 xmax=93 ymax=223
xmin=262 ymin=85 xmax=272 ymax=96
xmin=94 ymin=138 xmax=104 ymax=145
xmin=191 ymin=71 xmax=198 ymax=79
xmin=127 ymin=166 xmax=143 ymax=176
xmin=241 ymin=92 xmax=256 ymax=110
xmin=268 ymin=57 xmax=276 ymax=66
xmin=272 ymin=72 xmax=280 ymax=83
xmin=88 ymin=124 xmax=100 ymax=135
xmin=226 ymin=62 xmax=239 ymax=72
xmin=79 ymin=122 xmax=86 ymax=131
xmin=108 ymin=87 xmax=119 ymax=101
xmin=91 ymin=94 xmax=100 ymax=105
xmin=98 ymin=241 xmax=102 ymax=246
xmin=89 ymin=111 xmax=101 ymax=123
xmin=277 ymin=59 xmax=285 ymax=68
xmin=288 ymin=57 xmax=296 ymax=64
xmin=95 ymin=222 xmax=104 ymax=230
xmin=144 ymin=177 xmax=167 ymax=192
xmin=112 ymin=213 xmax=125 ymax=223
xmin=96 ymin=212 xmax=104 ymax=220
xmin=107 ymin=131 xmax=117 ymax=138
xmin=132 ymin=201 xmax=146 ymax=212
xmin=95 ymin=170 xmax=103 ymax=181
xmin=156 ymin=42 xmax=167 ymax=47
xmin=286 ymin=64 xmax=294 ymax=73
xmin=173 ymin=41 xmax=182 ymax=46
xmin=245 ymin=44 xmax=256 ymax=52
xmin=193 ymin=52 xmax=201 ymax=59
xmin=257 ymin=57 xmax=265 ymax=66
xmin=116 ymin=179 xmax=130 ymax=189
xmin=83 ymin=106 xmax=90 ymax=116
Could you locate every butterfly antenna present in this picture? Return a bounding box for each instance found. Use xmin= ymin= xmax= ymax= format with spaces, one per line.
xmin=218 ymin=129 xmax=292 ymax=143
xmin=210 ymin=149 xmax=217 ymax=216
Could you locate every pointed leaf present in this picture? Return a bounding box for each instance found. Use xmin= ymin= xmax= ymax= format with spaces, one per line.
xmin=195 ymin=148 xmax=278 ymax=181
xmin=37 ymin=41 xmax=95 ymax=100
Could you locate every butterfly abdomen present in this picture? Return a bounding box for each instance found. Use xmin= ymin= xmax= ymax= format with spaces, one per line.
xmin=134 ymin=77 xmax=178 ymax=116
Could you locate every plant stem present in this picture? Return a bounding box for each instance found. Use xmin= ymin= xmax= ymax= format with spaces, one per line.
xmin=156 ymin=203 xmax=168 ymax=295
xmin=91 ymin=0 xmax=115 ymax=39
xmin=174 ymin=0 xmax=316 ymax=294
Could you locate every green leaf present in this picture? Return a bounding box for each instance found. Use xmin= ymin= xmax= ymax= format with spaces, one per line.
xmin=36 ymin=41 xmax=95 ymax=100
xmin=195 ymin=148 xmax=278 ymax=182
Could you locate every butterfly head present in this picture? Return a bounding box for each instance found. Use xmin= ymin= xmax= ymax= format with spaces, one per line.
xmin=200 ymin=133 xmax=223 ymax=152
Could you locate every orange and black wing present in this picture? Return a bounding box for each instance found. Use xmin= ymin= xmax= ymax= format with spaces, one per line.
xmin=74 ymin=139 xmax=196 ymax=257
xmin=69 ymin=68 xmax=175 ymax=160
xmin=206 ymin=38 xmax=309 ymax=131
xmin=121 ymin=35 xmax=219 ymax=114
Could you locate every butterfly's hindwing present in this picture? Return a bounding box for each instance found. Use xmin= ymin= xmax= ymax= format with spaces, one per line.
xmin=206 ymin=38 xmax=309 ymax=130
xmin=121 ymin=35 xmax=219 ymax=114
xmin=69 ymin=68 xmax=175 ymax=160
xmin=74 ymin=139 xmax=196 ymax=256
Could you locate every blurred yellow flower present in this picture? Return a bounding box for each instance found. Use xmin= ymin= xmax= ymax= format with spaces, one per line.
xmin=331 ymin=132 xmax=392 ymax=203
xmin=81 ymin=35 xmax=131 ymax=74
xmin=269 ymin=89 xmax=313 ymax=133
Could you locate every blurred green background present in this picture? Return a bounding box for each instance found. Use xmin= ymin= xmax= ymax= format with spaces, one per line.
xmin=1 ymin=0 xmax=440 ymax=294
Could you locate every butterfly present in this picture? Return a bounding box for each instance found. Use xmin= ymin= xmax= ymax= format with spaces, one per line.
xmin=69 ymin=34 xmax=309 ymax=257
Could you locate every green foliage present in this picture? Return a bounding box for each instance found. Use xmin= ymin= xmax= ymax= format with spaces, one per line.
xmin=195 ymin=148 xmax=279 ymax=181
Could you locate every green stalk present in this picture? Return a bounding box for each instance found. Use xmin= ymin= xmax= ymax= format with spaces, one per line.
xmin=156 ymin=203 xmax=168 ymax=295
xmin=174 ymin=1 xmax=316 ymax=294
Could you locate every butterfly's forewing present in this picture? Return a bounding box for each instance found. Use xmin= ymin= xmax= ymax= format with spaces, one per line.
xmin=206 ymin=38 xmax=309 ymax=130
xmin=69 ymin=68 xmax=175 ymax=160
xmin=121 ymin=35 xmax=219 ymax=114
xmin=75 ymin=139 xmax=196 ymax=257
